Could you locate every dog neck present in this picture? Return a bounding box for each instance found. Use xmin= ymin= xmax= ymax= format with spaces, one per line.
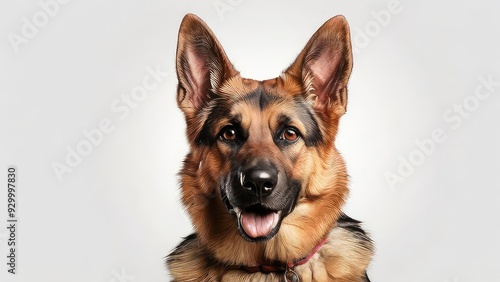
xmin=224 ymin=237 xmax=328 ymax=277
xmin=168 ymin=215 xmax=374 ymax=281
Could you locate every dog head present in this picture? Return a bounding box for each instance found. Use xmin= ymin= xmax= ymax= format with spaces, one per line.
xmin=175 ymin=13 xmax=352 ymax=261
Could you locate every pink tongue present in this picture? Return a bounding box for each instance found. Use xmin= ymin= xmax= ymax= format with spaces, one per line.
xmin=241 ymin=212 xmax=276 ymax=238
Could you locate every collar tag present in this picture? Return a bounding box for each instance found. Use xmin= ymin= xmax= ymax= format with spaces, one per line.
xmin=284 ymin=268 xmax=299 ymax=282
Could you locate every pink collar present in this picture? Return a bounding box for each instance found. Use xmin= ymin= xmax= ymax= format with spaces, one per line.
xmin=225 ymin=237 xmax=328 ymax=278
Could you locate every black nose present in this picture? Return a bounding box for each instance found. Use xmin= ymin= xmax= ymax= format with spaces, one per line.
xmin=240 ymin=167 xmax=278 ymax=198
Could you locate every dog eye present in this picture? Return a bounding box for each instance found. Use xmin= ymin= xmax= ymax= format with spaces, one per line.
xmin=220 ymin=126 xmax=238 ymax=141
xmin=281 ymin=128 xmax=300 ymax=142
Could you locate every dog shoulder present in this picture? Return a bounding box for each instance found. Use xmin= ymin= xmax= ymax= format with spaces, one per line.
xmin=323 ymin=214 xmax=374 ymax=281
xmin=167 ymin=218 xmax=374 ymax=282
xmin=166 ymin=234 xmax=223 ymax=282
xmin=335 ymin=213 xmax=373 ymax=251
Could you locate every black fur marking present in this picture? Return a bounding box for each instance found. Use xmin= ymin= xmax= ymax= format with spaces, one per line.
xmin=337 ymin=214 xmax=373 ymax=281
xmin=194 ymin=89 xmax=278 ymax=146
xmin=337 ymin=214 xmax=368 ymax=236
xmin=167 ymin=233 xmax=226 ymax=281
xmin=274 ymin=115 xmax=301 ymax=148
xmin=194 ymin=89 xmax=323 ymax=147
xmin=292 ymin=95 xmax=323 ymax=146
xmin=237 ymin=88 xmax=283 ymax=110
xmin=337 ymin=213 xmax=373 ymax=253
xmin=195 ymin=94 xmax=233 ymax=146
xmin=166 ymin=233 xmax=198 ymax=265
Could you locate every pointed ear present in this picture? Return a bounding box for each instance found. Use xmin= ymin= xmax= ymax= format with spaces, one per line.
xmin=176 ymin=14 xmax=238 ymax=114
xmin=286 ymin=15 xmax=352 ymax=116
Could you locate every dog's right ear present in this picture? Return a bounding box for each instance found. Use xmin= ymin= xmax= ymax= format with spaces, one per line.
xmin=176 ymin=14 xmax=237 ymax=115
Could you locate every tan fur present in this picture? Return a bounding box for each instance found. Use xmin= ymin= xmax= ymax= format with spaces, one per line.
xmin=168 ymin=14 xmax=373 ymax=281
xmin=168 ymin=224 xmax=373 ymax=282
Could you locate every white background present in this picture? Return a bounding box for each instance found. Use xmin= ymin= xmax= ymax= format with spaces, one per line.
xmin=1 ymin=0 xmax=499 ymax=281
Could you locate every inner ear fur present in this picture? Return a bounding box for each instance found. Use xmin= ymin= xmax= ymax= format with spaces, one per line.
xmin=176 ymin=14 xmax=238 ymax=114
xmin=285 ymin=15 xmax=353 ymax=116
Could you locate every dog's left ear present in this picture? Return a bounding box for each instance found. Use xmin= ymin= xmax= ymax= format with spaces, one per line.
xmin=176 ymin=14 xmax=238 ymax=115
xmin=286 ymin=15 xmax=352 ymax=116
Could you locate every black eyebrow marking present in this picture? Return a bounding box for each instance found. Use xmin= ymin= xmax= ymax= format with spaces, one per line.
xmin=195 ymin=97 xmax=231 ymax=146
xmin=276 ymin=103 xmax=323 ymax=147
xmin=235 ymin=87 xmax=283 ymax=110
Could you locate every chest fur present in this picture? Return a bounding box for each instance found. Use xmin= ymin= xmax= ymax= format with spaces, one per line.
xmin=167 ymin=224 xmax=373 ymax=282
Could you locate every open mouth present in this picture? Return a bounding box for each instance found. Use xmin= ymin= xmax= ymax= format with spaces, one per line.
xmin=223 ymin=196 xmax=284 ymax=242
xmin=237 ymin=205 xmax=282 ymax=239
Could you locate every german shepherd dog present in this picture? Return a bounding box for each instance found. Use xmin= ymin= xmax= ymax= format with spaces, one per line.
xmin=167 ymin=14 xmax=374 ymax=281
